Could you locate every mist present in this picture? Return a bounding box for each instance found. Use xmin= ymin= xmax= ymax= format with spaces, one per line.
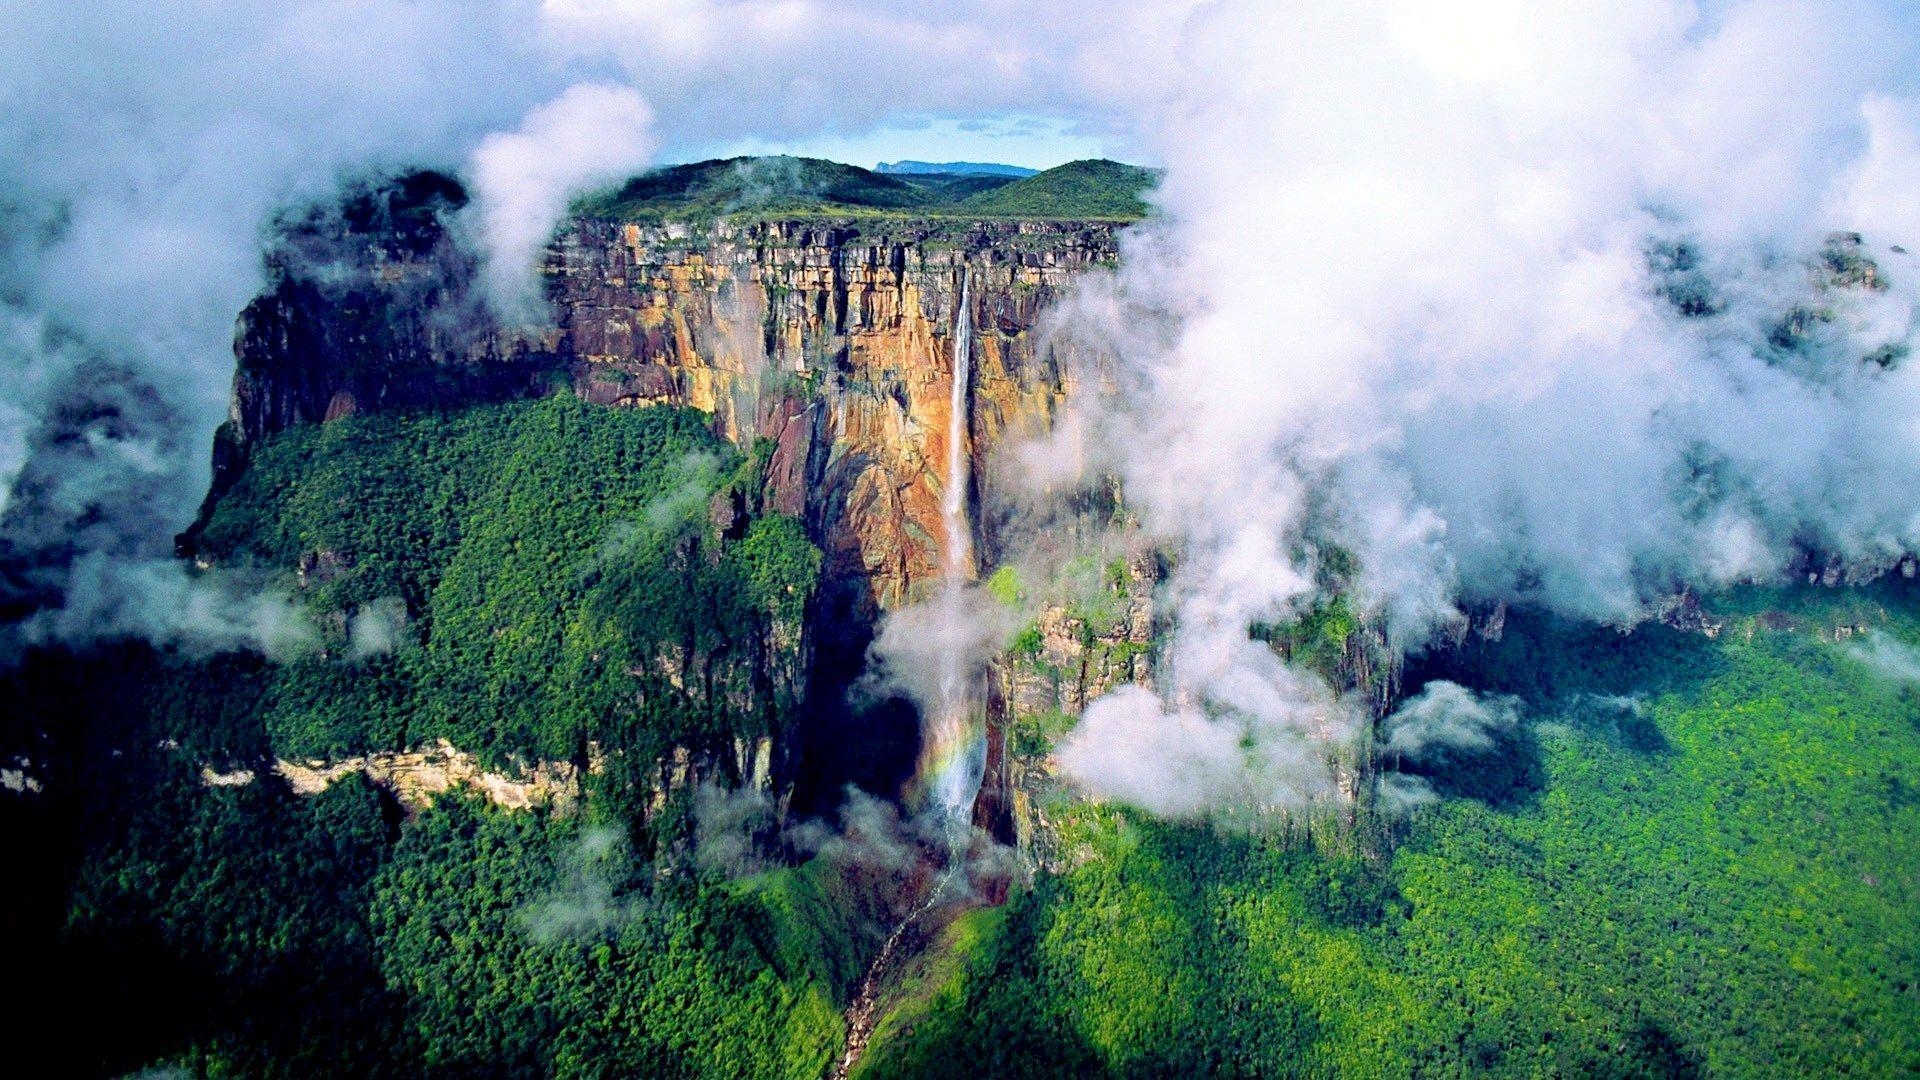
xmin=0 ymin=1 xmax=559 ymax=648
xmin=1048 ymin=0 xmax=1920 ymax=822
xmin=469 ymin=83 xmax=658 ymax=319
xmin=521 ymin=825 xmax=646 ymax=944
xmin=1847 ymin=629 xmax=1920 ymax=684
xmin=1380 ymin=681 xmax=1518 ymax=760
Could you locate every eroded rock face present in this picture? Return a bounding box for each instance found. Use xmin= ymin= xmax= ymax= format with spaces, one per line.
xmin=542 ymin=219 xmax=1125 ymax=816
xmin=225 ymin=216 xmax=1119 ymax=615
xmin=218 ymin=210 xmax=1127 ymax=820
xmin=546 ymin=218 xmax=1118 ymax=612
xmin=272 ymin=739 xmax=583 ymax=813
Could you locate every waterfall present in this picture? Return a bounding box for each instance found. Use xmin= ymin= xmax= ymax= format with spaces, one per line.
xmin=942 ymin=270 xmax=975 ymax=583
xmin=918 ymin=268 xmax=985 ymax=825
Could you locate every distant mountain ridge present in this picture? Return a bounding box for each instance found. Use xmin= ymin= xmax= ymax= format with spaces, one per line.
xmin=874 ymin=160 xmax=1038 ymax=177
xmin=574 ymin=155 xmax=1156 ymax=222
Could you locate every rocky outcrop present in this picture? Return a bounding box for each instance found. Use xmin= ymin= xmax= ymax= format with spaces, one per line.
xmin=2 ymin=755 xmax=43 ymax=794
xmin=977 ymin=543 xmax=1161 ymax=860
xmin=271 ymin=739 xmax=583 ymax=812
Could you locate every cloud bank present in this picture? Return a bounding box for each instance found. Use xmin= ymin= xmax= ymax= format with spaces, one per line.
xmin=1050 ymin=0 xmax=1920 ymax=821
xmin=0 ymin=1 xmax=563 ymax=646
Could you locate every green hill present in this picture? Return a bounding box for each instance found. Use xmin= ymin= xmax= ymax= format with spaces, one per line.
xmin=573 ymin=155 xmax=1157 ymax=222
xmin=954 ymin=159 xmax=1160 ymax=219
xmin=574 ymin=155 xmax=933 ymax=221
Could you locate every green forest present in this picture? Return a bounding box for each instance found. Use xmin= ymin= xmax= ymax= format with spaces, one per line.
xmin=191 ymin=394 xmax=820 ymax=771
xmin=5 ymin=392 xmax=1918 ymax=1076
xmin=856 ymin=590 xmax=1920 ymax=1077
xmin=4 ymin=394 xmax=851 ymax=1075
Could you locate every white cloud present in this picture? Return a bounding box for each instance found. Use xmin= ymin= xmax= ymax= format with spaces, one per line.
xmin=1847 ymin=629 xmax=1920 ymax=684
xmin=1380 ymin=681 xmax=1518 ymax=760
xmin=470 ymin=83 xmax=658 ymax=318
xmin=347 ymin=596 xmax=410 ymax=658
xmin=1040 ymin=0 xmax=1920 ymax=821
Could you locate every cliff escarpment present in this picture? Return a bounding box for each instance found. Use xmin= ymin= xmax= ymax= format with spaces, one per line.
xmin=200 ymin=170 xmax=1137 ymax=825
xmin=221 ymin=211 xmax=1120 ymax=614
xmin=545 ymin=216 xmax=1119 ymax=610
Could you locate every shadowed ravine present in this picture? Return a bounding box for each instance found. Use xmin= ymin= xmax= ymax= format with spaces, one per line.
xmin=830 ymin=857 xmax=959 ymax=1080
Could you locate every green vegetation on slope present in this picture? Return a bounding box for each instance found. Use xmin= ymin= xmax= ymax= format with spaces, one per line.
xmin=891 ymin=171 xmax=1022 ymax=203
xmin=2 ymin=392 xmax=850 ymax=1077
xmin=11 ymin=569 xmax=1918 ymax=1076
xmin=10 ymin=385 xmax=1920 ymax=1076
xmin=953 ymin=159 xmax=1161 ymax=220
xmin=859 ymin=586 xmax=1920 ymax=1077
xmin=573 ymin=155 xmax=1156 ymax=222
xmin=368 ymin=796 xmax=845 ymax=1079
xmin=9 ymin=721 xmax=853 ymax=1077
xmin=194 ymin=393 xmax=820 ymax=769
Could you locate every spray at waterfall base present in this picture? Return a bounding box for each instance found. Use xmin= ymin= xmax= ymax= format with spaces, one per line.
xmin=860 ymin=578 xmax=1018 ymax=856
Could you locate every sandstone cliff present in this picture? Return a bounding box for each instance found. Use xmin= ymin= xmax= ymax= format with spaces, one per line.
xmin=546 ymin=217 xmax=1120 ymax=610
xmin=209 ymin=190 xmax=1135 ymax=830
xmin=221 ymin=213 xmax=1121 ymax=613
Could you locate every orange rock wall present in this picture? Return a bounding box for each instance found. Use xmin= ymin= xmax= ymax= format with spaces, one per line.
xmin=547 ymin=218 xmax=1122 ymax=612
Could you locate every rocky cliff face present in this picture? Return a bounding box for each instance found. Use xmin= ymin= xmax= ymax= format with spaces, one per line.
xmin=540 ymin=217 xmax=1130 ymax=821
xmin=225 ymin=214 xmax=1120 ymax=612
xmin=545 ymin=217 xmax=1119 ymax=610
xmin=215 ymin=199 xmax=1136 ymax=827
